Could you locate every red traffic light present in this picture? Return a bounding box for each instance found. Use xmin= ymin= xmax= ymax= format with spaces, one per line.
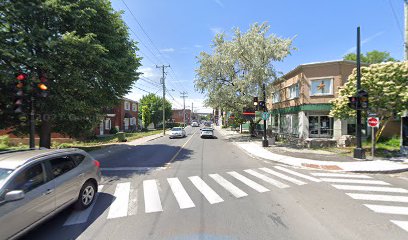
xmin=16 ymin=74 xmax=27 ymax=81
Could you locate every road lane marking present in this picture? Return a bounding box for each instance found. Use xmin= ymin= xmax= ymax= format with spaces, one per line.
xmin=364 ymin=204 xmax=408 ymax=215
xmin=331 ymin=185 xmax=408 ymax=193
xmin=209 ymin=174 xmax=248 ymax=198
xmin=346 ymin=193 xmax=408 ymax=203
xmin=391 ymin=220 xmax=408 ymax=233
xmin=320 ymin=178 xmax=390 ymax=185
xmin=227 ymin=171 xmax=270 ymax=193
xmin=107 ymin=182 xmax=131 ymax=219
xmin=244 ymin=169 xmax=289 ymax=189
xmin=128 ymin=187 xmax=138 ymax=216
xmin=260 ymin=168 xmax=306 ymax=185
xmin=101 ymin=167 xmax=166 ymax=171
xmin=274 ymin=166 xmax=322 ymax=182
xmin=311 ymin=173 xmax=372 ymax=179
xmin=143 ymin=180 xmax=163 ymax=213
xmin=189 ymin=176 xmax=224 ymax=204
xmin=166 ymin=131 xmax=197 ymax=168
xmin=63 ymin=185 xmax=104 ymax=226
xmin=167 ymin=178 xmax=195 ymax=209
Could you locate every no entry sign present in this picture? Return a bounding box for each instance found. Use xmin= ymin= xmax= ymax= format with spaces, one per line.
xmin=368 ymin=117 xmax=379 ymax=128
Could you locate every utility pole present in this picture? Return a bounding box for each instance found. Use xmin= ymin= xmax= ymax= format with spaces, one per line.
xmin=354 ymin=27 xmax=366 ymax=159
xmin=180 ymin=91 xmax=188 ymax=127
xmin=156 ymin=65 xmax=170 ymax=135
xmin=405 ymin=0 xmax=408 ymax=60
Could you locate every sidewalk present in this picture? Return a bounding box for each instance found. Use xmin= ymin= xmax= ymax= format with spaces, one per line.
xmin=215 ymin=127 xmax=408 ymax=173
xmin=90 ymin=133 xmax=164 ymax=159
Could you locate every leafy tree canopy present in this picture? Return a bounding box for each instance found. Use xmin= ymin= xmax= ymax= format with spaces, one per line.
xmin=195 ymin=22 xmax=295 ymax=115
xmin=343 ymin=50 xmax=396 ymax=64
xmin=139 ymin=93 xmax=172 ymax=128
xmin=0 ymin=0 xmax=141 ymax=140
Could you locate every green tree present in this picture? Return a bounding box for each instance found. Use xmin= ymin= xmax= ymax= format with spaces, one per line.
xmin=139 ymin=93 xmax=172 ymax=128
xmin=141 ymin=105 xmax=151 ymax=129
xmin=0 ymin=0 xmax=141 ymax=146
xmin=195 ymin=22 xmax=294 ymax=130
xmin=343 ymin=50 xmax=396 ymax=64
xmin=330 ymin=61 xmax=408 ymax=141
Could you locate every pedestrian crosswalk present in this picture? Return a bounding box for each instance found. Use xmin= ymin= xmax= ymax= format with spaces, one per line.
xmin=312 ymin=171 xmax=408 ymax=234
xmin=62 ymin=166 xmax=317 ymax=225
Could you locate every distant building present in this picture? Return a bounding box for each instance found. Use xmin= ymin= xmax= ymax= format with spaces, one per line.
xmin=95 ymin=98 xmax=139 ymax=135
xmin=171 ymin=109 xmax=191 ymax=124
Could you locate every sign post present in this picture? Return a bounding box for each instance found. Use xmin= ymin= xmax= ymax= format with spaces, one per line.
xmin=367 ymin=117 xmax=379 ymax=160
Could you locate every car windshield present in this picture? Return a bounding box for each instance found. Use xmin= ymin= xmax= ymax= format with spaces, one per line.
xmin=171 ymin=127 xmax=182 ymax=131
xmin=0 ymin=168 xmax=13 ymax=189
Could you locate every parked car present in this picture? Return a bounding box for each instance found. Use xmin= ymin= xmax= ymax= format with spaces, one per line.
xmin=191 ymin=121 xmax=199 ymax=127
xmin=200 ymin=127 xmax=215 ymax=139
xmin=0 ymin=148 xmax=101 ymax=240
xmin=169 ymin=127 xmax=186 ymax=139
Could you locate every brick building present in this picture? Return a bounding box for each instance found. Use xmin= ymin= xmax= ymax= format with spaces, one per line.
xmin=171 ymin=109 xmax=191 ymax=124
xmin=95 ymin=98 xmax=139 ymax=135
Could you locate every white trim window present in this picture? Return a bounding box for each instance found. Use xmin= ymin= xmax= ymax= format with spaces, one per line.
xmin=310 ymin=78 xmax=333 ymax=96
xmin=124 ymin=101 xmax=130 ymax=110
xmin=288 ymin=83 xmax=299 ymax=99
xmin=105 ymin=119 xmax=111 ymax=130
xmin=272 ymin=91 xmax=280 ymax=103
xmin=132 ymin=103 xmax=137 ymax=112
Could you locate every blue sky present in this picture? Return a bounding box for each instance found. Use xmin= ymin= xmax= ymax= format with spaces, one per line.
xmin=111 ymin=0 xmax=406 ymax=113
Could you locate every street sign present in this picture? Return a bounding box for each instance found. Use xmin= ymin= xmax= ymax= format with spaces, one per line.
xmin=262 ymin=112 xmax=270 ymax=120
xmin=367 ymin=117 xmax=379 ymax=128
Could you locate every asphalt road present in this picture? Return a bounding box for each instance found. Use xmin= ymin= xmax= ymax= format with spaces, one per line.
xmin=23 ymin=126 xmax=408 ymax=240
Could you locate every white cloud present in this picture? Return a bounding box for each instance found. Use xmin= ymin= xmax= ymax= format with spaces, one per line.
xmin=160 ymin=48 xmax=175 ymax=53
xmin=210 ymin=27 xmax=223 ymax=35
xmin=213 ymin=0 xmax=224 ymax=7
xmin=139 ymin=67 xmax=158 ymax=79
xmin=343 ymin=31 xmax=385 ymax=55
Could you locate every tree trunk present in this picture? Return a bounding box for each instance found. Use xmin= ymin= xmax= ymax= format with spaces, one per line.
xmin=375 ymin=118 xmax=390 ymax=143
xmin=39 ymin=117 xmax=51 ymax=148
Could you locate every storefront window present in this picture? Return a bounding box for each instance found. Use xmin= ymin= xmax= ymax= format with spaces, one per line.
xmin=308 ymin=115 xmax=333 ymax=138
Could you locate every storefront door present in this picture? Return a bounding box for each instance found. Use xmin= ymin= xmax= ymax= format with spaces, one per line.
xmin=309 ymin=116 xmax=333 ymax=138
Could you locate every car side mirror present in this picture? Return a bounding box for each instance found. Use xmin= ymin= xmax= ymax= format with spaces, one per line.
xmin=4 ymin=190 xmax=25 ymax=202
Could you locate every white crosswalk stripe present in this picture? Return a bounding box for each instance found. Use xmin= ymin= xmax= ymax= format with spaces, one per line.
xmin=311 ymin=172 xmax=372 ymax=179
xmin=63 ymin=185 xmax=104 ymax=226
xmin=227 ymin=171 xmax=270 ymax=193
xmin=209 ymin=174 xmax=248 ymax=198
xmin=274 ymin=166 xmax=322 ymax=182
xmin=391 ymin=220 xmax=408 ymax=233
xmin=107 ymin=182 xmax=131 ymax=219
xmin=364 ymin=204 xmax=408 ymax=215
xmin=143 ymin=180 xmax=163 ymax=213
xmin=320 ymin=178 xmax=391 ymax=185
xmin=331 ymin=185 xmax=408 ymax=193
xmin=346 ymin=193 xmax=408 ymax=203
xmin=259 ymin=168 xmax=306 ymax=185
xmin=167 ymin=178 xmax=195 ymax=209
xmin=189 ymin=176 xmax=224 ymax=204
xmin=244 ymin=169 xmax=289 ymax=189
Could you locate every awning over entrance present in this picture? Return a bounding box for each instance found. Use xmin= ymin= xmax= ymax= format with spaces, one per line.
xmin=270 ymin=104 xmax=332 ymax=115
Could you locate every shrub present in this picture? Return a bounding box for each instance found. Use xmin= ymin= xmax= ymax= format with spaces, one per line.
xmin=0 ymin=135 xmax=9 ymax=146
xmin=109 ymin=127 xmax=119 ymax=134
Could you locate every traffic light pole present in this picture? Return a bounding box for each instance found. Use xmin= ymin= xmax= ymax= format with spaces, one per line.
xmin=29 ymin=95 xmax=35 ymax=149
xmin=354 ymin=27 xmax=366 ymax=159
xmin=262 ymin=83 xmax=268 ymax=147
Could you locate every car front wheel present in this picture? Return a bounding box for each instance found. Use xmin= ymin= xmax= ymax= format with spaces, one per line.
xmin=75 ymin=181 xmax=97 ymax=210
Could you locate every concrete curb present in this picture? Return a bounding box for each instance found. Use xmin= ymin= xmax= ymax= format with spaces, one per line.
xmin=215 ymin=127 xmax=408 ymax=173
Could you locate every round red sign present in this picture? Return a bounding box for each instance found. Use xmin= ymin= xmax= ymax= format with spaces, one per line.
xmin=368 ymin=117 xmax=379 ymax=127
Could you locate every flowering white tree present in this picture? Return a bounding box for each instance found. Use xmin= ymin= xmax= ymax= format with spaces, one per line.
xmin=195 ymin=22 xmax=295 ymax=115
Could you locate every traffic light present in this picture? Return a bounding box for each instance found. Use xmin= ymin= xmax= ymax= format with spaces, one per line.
xmin=14 ymin=73 xmax=27 ymax=113
xmin=37 ymin=74 xmax=49 ymax=97
xmin=258 ymin=100 xmax=266 ymax=109
xmin=253 ymin=97 xmax=259 ymax=110
xmin=357 ymin=89 xmax=369 ymax=109
xmin=348 ymin=96 xmax=358 ymax=110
